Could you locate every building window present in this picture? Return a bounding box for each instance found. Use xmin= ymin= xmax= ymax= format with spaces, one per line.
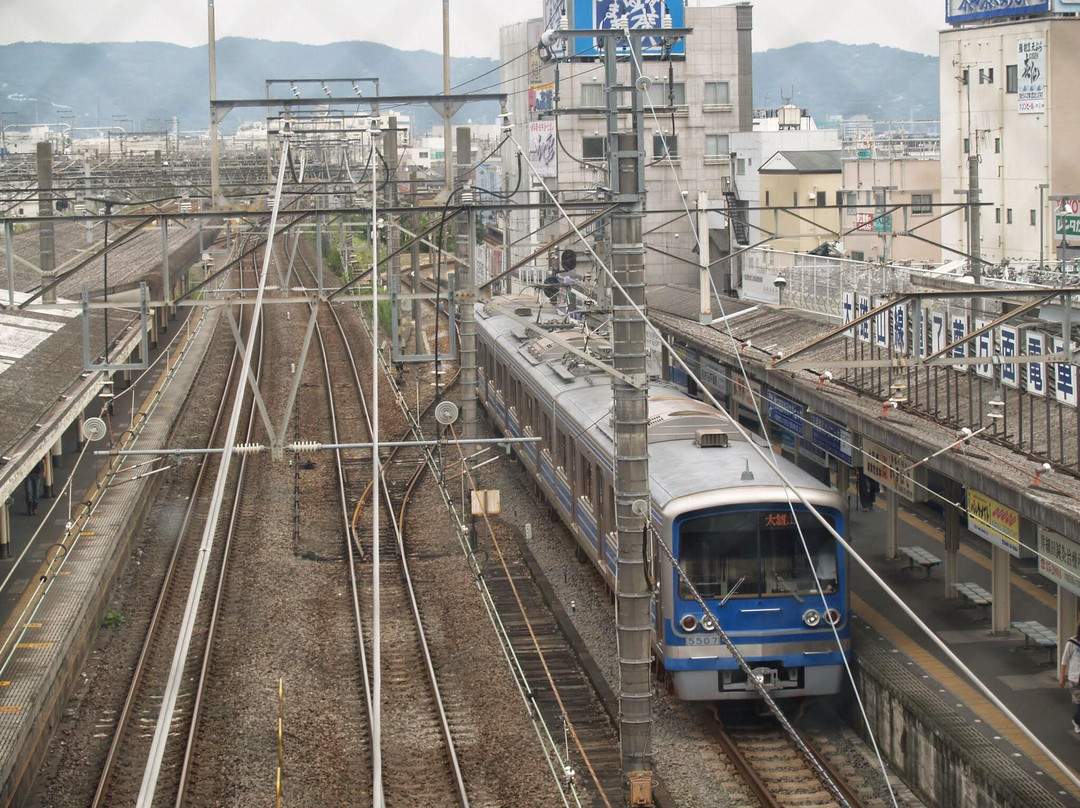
xmin=705 ymin=134 xmax=729 ymax=158
xmin=874 ymin=190 xmax=887 ymax=207
xmin=704 ymin=81 xmax=730 ymax=106
xmin=962 ymin=68 xmax=969 ymax=85
xmin=963 ymin=138 xmax=970 ymax=154
xmin=653 ymin=81 xmax=686 ymax=108
xmin=1007 ymin=208 xmax=1013 ymax=224
xmin=845 ymin=191 xmax=857 ymax=214
xmin=1031 ymin=209 xmax=1038 ymax=226
xmin=653 ymin=134 xmax=678 ymax=158
xmin=995 ymin=208 xmax=1002 ymax=224
xmin=994 ymin=137 xmax=1000 ymax=154
xmin=765 ymin=190 xmax=770 ymax=207
xmin=816 ymin=191 xmax=826 ymax=207
xmin=979 ymin=67 xmax=994 ymax=84
xmin=851 ymin=251 xmax=865 ymax=262
xmin=582 ymin=137 xmax=605 ymax=160
xmin=1006 ymin=64 xmax=1018 ymax=93
xmin=580 ymin=83 xmax=604 ymax=108
xmin=912 ymin=193 xmax=932 ymax=215
xmin=835 ymin=191 xmax=843 ymax=207
xmin=793 ymin=190 xmax=799 ymax=207
xmin=736 ymin=157 xmax=745 ymax=175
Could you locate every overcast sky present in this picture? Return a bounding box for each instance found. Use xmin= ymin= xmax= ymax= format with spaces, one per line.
xmin=0 ymin=0 xmax=943 ymax=56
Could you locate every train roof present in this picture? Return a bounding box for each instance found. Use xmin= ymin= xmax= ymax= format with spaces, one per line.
xmin=476 ymin=295 xmax=838 ymax=509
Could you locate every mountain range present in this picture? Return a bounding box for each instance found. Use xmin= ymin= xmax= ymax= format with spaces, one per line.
xmin=0 ymin=38 xmax=939 ymax=135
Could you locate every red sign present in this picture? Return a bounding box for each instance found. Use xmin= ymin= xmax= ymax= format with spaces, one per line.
xmin=855 ymin=212 xmax=874 ymax=232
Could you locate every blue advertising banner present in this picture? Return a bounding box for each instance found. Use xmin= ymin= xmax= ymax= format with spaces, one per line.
xmin=573 ymin=0 xmax=686 ymax=58
xmin=946 ymin=0 xmax=1048 ymax=24
xmin=766 ymin=390 xmax=803 ymax=436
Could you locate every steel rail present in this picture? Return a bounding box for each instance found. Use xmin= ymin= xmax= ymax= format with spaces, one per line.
xmin=91 ymin=240 xmax=253 ymax=808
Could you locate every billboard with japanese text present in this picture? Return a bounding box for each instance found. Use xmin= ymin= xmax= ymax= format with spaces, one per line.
xmin=573 ymin=0 xmax=686 ymax=58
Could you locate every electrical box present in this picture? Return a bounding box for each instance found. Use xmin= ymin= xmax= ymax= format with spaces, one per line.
xmin=627 ymin=770 xmax=652 ymax=807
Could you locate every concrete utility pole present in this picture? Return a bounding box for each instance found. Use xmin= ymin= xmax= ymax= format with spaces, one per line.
xmin=442 ymin=0 xmax=453 ymax=194
xmin=36 ymin=141 xmax=56 ymax=304
xmin=455 ymin=126 xmax=477 ymax=440
xmin=410 ymin=166 xmax=423 ymax=355
xmin=387 ymin=116 xmax=401 ymax=340
xmin=967 ymin=153 xmax=981 ymax=283
xmin=603 ymin=30 xmax=653 ymax=805
xmin=207 ymin=0 xmax=224 ymax=209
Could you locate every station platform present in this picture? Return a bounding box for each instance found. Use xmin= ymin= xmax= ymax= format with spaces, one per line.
xmin=0 ymin=303 xmax=214 ymax=806
xmin=850 ymin=489 xmax=1080 ymax=804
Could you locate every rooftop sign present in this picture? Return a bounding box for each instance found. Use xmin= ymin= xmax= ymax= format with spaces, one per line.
xmin=946 ymin=0 xmax=1049 ymax=24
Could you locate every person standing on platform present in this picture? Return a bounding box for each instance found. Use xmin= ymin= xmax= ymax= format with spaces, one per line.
xmin=24 ymin=460 xmax=43 ymax=515
xmin=857 ymin=467 xmax=872 ymax=512
xmin=1059 ymin=622 xmax=1080 ymax=733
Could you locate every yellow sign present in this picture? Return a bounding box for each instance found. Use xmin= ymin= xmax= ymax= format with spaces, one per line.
xmin=967 ymin=489 xmax=1020 ymax=557
xmin=862 ymin=439 xmax=915 ymax=501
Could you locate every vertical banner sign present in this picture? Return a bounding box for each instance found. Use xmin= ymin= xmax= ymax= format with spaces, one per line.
xmin=843 ymin=291 xmax=855 ymax=339
xmin=892 ymin=301 xmax=908 ymax=355
xmin=951 ymin=313 xmax=968 ymax=372
xmin=857 ymin=294 xmax=871 ymax=343
xmin=1000 ymin=324 xmax=1019 ymax=388
xmin=967 ymin=488 xmax=1020 ymax=557
xmin=930 ymin=311 xmax=946 ymax=357
xmin=975 ymin=318 xmax=994 ymax=379
xmin=1037 ymin=526 xmax=1080 ymax=597
xmin=1027 ymin=331 xmax=1046 ymax=396
xmin=529 ymin=121 xmax=557 ymax=178
xmin=874 ymin=295 xmax=890 ymax=349
xmin=1054 ymin=336 xmax=1078 ymax=407
xmin=1018 ymin=39 xmax=1046 ymax=114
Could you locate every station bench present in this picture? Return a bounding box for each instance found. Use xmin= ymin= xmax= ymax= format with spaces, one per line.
xmin=952 ymin=582 xmax=993 ymax=620
xmin=1011 ymin=620 xmax=1057 ymax=665
xmin=898 ymin=545 xmax=942 ymax=579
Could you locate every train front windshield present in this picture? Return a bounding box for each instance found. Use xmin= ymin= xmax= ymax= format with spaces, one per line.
xmin=677 ymin=507 xmax=839 ymax=600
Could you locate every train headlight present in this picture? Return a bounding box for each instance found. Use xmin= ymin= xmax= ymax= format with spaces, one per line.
xmin=700 ymin=615 xmax=717 ymax=632
xmin=824 ymin=608 xmax=842 ymax=627
xmin=679 ymin=614 xmax=698 ymax=632
xmin=802 ymin=609 xmax=822 ymax=627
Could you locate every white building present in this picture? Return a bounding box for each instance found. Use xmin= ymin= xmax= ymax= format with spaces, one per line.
xmin=729 ymin=107 xmax=840 ymax=255
xmin=940 ymin=2 xmax=1080 ymax=268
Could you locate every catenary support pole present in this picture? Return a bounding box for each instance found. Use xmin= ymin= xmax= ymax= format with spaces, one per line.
xmin=608 ymin=33 xmax=653 ymax=803
xmin=36 ymin=142 xmax=56 ymax=304
xmin=456 ymin=127 xmax=477 ymax=440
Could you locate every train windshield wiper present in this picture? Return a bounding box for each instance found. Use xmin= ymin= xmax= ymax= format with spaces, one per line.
xmin=719 ymin=576 xmax=745 ymax=606
xmin=773 ymin=572 xmax=803 ymax=603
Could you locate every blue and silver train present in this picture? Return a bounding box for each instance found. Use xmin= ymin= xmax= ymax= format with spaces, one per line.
xmin=474 ymin=294 xmax=849 ymax=700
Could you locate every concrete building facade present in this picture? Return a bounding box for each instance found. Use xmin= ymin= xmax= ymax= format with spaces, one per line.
xmin=499 ymin=3 xmax=753 ymax=293
xmin=839 ymin=124 xmax=942 ymax=265
xmin=757 ymin=150 xmax=841 ymax=253
xmin=940 ymin=15 xmax=1080 ymax=269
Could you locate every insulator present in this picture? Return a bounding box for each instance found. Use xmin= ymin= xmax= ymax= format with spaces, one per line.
xmin=291 ymin=441 xmax=322 ymax=453
xmin=234 ymin=443 xmax=262 ymax=455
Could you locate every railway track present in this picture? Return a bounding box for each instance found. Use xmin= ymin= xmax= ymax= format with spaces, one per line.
xmin=709 ymin=707 xmax=869 ymax=808
xmin=92 ymin=248 xmax=261 ymax=807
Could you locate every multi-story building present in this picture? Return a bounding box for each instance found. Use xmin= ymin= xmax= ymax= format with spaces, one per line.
xmin=757 ymin=150 xmax=842 ymax=253
xmin=940 ymin=1 xmax=1080 ymax=269
xmin=729 ymin=107 xmax=840 ymax=254
xmin=499 ymin=2 xmax=753 ymax=293
xmin=839 ymin=121 xmax=941 ymax=264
